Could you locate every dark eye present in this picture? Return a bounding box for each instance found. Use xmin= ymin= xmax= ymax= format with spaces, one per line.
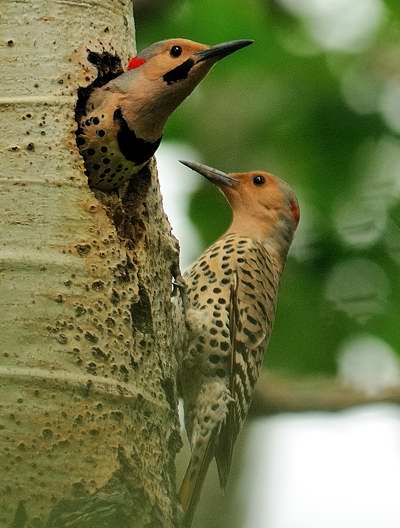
xmin=252 ymin=175 xmax=265 ymax=186
xmin=170 ymin=45 xmax=182 ymax=58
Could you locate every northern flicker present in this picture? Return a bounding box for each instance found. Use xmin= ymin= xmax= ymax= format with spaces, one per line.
xmin=76 ymin=38 xmax=253 ymax=191
xmin=178 ymin=160 xmax=300 ymax=526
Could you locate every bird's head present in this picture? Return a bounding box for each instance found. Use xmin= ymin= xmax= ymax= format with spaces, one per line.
xmin=180 ymin=160 xmax=299 ymax=254
xmin=125 ymin=38 xmax=253 ymax=106
xmin=104 ymin=38 xmax=253 ymax=141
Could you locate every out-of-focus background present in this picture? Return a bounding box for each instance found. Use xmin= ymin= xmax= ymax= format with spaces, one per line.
xmin=135 ymin=1 xmax=400 ymax=526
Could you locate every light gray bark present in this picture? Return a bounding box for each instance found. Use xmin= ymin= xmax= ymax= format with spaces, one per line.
xmin=0 ymin=2 xmax=181 ymax=526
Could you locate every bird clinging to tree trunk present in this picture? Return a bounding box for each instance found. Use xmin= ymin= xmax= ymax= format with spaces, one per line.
xmin=178 ymin=160 xmax=300 ymax=526
xmin=76 ymin=38 xmax=253 ymax=191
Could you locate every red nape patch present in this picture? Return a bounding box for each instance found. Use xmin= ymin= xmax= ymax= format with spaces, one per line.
xmin=290 ymin=199 xmax=300 ymax=226
xmin=127 ymin=56 xmax=146 ymax=70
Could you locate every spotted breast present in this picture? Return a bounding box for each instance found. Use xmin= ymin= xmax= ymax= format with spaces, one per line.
xmin=76 ymin=107 xmax=161 ymax=191
xmin=180 ymin=234 xmax=279 ymax=485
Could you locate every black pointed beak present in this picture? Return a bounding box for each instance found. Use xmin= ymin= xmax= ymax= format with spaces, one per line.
xmin=179 ymin=160 xmax=238 ymax=187
xmin=195 ymin=39 xmax=254 ymax=63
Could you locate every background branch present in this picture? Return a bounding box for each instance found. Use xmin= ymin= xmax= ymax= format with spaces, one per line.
xmin=252 ymin=372 xmax=400 ymax=416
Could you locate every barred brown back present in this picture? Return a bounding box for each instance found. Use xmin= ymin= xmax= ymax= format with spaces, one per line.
xmin=180 ymin=233 xmax=280 ymax=486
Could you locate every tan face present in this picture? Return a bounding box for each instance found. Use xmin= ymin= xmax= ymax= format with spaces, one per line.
xmin=128 ymin=38 xmax=253 ymax=86
xmin=223 ymin=170 xmax=300 ymax=229
xmin=179 ymin=161 xmax=300 ymax=231
xmin=138 ymin=39 xmax=209 ymax=82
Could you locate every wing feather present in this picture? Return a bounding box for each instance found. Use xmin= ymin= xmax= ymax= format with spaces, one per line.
xmin=215 ymin=241 xmax=278 ymax=487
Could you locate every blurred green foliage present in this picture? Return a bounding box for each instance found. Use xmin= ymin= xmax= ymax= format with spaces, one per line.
xmin=137 ymin=0 xmax=400 ymax=377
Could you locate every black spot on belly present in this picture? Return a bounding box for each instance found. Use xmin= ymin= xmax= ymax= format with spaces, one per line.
xmin=163 ymin=59 xmax=195 ymax=85
xmin=113 ymin=108 xmax=162 ymax=165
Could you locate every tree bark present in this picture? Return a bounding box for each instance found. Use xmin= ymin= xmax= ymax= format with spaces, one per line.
xmin=0 ymin=2 xmax=181 ymax=527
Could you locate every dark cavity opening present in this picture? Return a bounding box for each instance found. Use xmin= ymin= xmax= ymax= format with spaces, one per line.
xmin=130 ymin=285 xmax=153 ymax=335
xmin=75 ymin=50 xmax=123 ymax=123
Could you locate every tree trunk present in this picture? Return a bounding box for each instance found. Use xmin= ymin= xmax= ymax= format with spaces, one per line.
xmin=0 ymin=2 xmax=181 ymax=526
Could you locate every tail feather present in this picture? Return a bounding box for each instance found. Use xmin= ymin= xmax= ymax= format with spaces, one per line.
xmin=179 ymin=429 xmax=217 ymax=527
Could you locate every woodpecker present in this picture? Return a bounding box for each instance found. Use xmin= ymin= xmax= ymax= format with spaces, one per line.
xmin=177 ymin=160 xmax=299 ymax=526
xmin=76 ymin=38 xmax=253 ymax=191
